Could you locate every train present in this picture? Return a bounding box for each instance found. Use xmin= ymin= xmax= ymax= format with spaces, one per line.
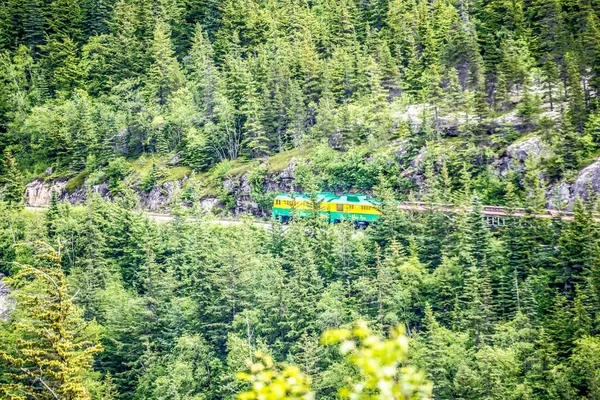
xmin=272 ymin=194 xmax=589 ymax=226
xmin=272 ymin=192 xmax=381 ymax=226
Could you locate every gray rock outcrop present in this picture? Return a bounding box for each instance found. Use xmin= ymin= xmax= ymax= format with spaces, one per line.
xmin=139 ymin=179 xmax=187 ymax=212
xmin=24 ymin=179 xmax=68 ymax=207
xmin=24 ymin=178 xmax=183 ymax=212
xmin=24 ymin=179 xmax=111 ymax=207
xmin=0 ymin=275 xmax=13 ymax=321
xmin=549 ymin=158 xmax=600 ymax=209
xmin=495 ymin=136 xmax=551 ymax=177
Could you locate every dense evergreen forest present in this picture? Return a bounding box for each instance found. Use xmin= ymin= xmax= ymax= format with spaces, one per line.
xmin=1 ymin=0 xmax=600 ymax=187
xmin=4 ymin=0 xmax=600 ymax=399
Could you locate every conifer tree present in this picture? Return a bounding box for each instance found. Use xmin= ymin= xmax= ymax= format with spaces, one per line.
xmin=545 ymin=294 xmax=576 ymax=356
xmin=0 ymin=242 xmax=103 ymax=399
xmin=541 ymin=61 xmax=560 ymax=112
xmin=293 ymin=330 xmax=323 ymax=381
xmin=565 ymin=52 xmax=587 ymax=131
xmin=109 ymin=0 xmax=146 ymax=80
xmin=467 ymin=194 xmax=491 ymax=269
xmin=147 ymin=19 xmax=184 ymax=106
xmin=243 ymin=81 xmax=269 ymax=158
xmin=41 ymin=35 xmax=83 ymax=94
xmin=364 ymin=57 xmax=392 ymax=140
xmin=281 ymin=257 xmax=324 ymax=347
xmin=462 ymin=265 xmax=494 ymax=345
xmin=69 ymin=90 xmax=96 ymax=171
xmin=558 ymin=199 xmax=598 ymax=293
xmin=23 ymin=0 xmax=45 ymax=52
xmin=47 ymin=0 xmax=83 ymax=43
xmin=1 ymin=150 xmax=24 ymax=207
xmin=46 ymin=189 xmax=60 ymax=238
xmin=187 ymin=24 xmax=219 ymax=120
xmin=82 ymin=0 xmax=116 ymax=36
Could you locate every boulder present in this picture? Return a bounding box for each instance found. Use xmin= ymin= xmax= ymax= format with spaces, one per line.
xmin=224 ymin=173 xmax=261 ymax=216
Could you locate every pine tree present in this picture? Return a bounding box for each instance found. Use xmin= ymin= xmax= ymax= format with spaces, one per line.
xmin=41 ymin=35 xmax=83 ymax=95
xmin=462 ymin=265 xmax=494 ymax=346
xmin=545 ymin=294 xmax=575 ymax=356
xmin=528 ymin=0 xmax=565 ymax=58
xmin=109 ymin=0 xmax=147 ymax=80
xmin=23 ymin=0 xmax=45 ymax=52
xmin=564 ymin=52 xmax=587 ymax=131
xmin=0 ymin=242 xmax=103 ymax=399
xmin=47 ymin=0 xmax=83 ymax=43
xmin=46 ymin=189 xmax=61 ymax=238
xmin=370 ymin=174 xmax=409 ymax=248
xmin=572 ymin=288 xmax=592 ymax=340
xmin=1 ymin=151 xmax=24 ymax=207
xmin=558 ymin=199 xmax=598 ymax=293
xmin=280 ymin=256 xmax=324 ymax=346
xmin=82 ymin=0 xmax=116 ymax=36
xmin=468 ymin=194 xmax=491 ymax=269
xmin=243 ymin=81 xmax=269 ymax=158
xmin=517 ymin=78 xmax=543 ymax=128
xmin=147 ymin=19 xmax=184 ymax=106
xmin=427 ymin=256 xmax=463 ymax=323
xmin=541 ymin=61 xmax=560 ymax=112
xmin=293 ymin=330 xmax=322 ymax=381
xmin=187 ymin=24 xmax=219 ymax=120
xmin=364 ymin=57 xmax=392 ymax=140
xmin=443 ymin=67 xmax=463 ymax=125
xmin=69 ymin=90 xmax=96 ymax=171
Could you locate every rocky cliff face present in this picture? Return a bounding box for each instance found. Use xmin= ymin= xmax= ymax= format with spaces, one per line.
xmin=138 ymin=179 xmax=187 ymax=212
xmin=25 ymin=151 xmax=600 ymax=214
xmin=25 ymin=179 xmax=112 ymax=207
xmin=23 ymin=160 xmax=299 ymax=215
xmin=0 ymin=275 xmax=13 ymax=321
xmin=222 ymin=159 xmax=298 ymax=216
xmin=494 ymin=136 xmax=552 ymax=178
xmin=24 ymin=178 xmax=181 ymax=212
xmin=548 ymin=158 xmax=600 ymax=209
xmin=24 ymin=179 xmax=68 ymax=207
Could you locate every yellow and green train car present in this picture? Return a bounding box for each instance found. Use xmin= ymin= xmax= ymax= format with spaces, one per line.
xmin=272 ymin=192 xmax=381 ymax=226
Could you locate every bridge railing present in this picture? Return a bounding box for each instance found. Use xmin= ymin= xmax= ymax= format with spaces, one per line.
xmin=396 ymin=201 xmax=594 ymax=222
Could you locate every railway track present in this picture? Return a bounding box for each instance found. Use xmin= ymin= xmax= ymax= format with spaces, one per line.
xmin=24 ymin=201 xmax=599 ymax=226
xmin=398 ymin=202 xmax=600 ymax=223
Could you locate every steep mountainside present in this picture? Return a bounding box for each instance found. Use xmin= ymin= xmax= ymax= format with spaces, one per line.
xmin=2 ymin=0 xmax=600 ymax=212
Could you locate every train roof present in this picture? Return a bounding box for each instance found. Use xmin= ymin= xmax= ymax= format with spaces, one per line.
xmin=275 ymin=192 xmax=337 ymax=201
xmin=333 ymin=194 xmax=380 ymax=205
xmin=274 ymin=192 xmax=379 ymax=205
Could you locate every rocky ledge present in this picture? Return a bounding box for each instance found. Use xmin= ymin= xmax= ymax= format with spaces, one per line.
xmin=23 ymin=159 xmax=299 ymax=216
